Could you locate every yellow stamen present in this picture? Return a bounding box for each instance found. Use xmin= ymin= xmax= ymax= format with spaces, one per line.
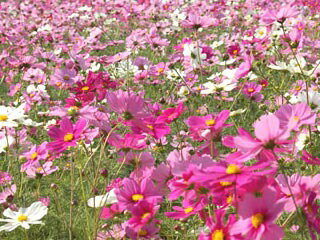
xmin=211 ymin=229 xmax=224 ymax=240
xmin=184 ymin=207 xmax=193 ymax=214
xmin=36 ymin=167 xmax=43 ymax=173
xmin=247 ymin=88 xmax=255 ymax=93
xmin=227 ymin=195 xmax=233 ymax=204
xmin=226 ymin=164 xmax=241 ymax=174
xmin=81 ymin=86 xmax=89 ymax=91
xmin=132 ymin=194 xmax=144 ymax=202
xmin=293 ymin=116 xmax=300 ymax=121
xmin=138 ymin=229 xmax=148 ymax=236
xmin=157 ymin=68 xmax=164 ymax=73
xmin=220 ymin=181 xmax=233 ymax=186
xmin=0 ymin=115 xmax=8 ymax=122
xmin=64 ymin=133 xmax=74 ymax=142
xmin=63 ymin=75 xmax=70 ymax=81
xmin=17 ymin=214 xmax=28 ymax=222
xmin=147 ymin=125 xmax=154 ymax=130
xmin=31 ymin=152 xmax=38 ymax=160
xmin=206 ymin=119 xmax=216 ymax=126
xmin=251 ymin=213 xmax=264 ymax=228
xmin=141 ymin=212 xmax=151 ymax=219
xmin=295 ymin=85 xmax=302 ymax=91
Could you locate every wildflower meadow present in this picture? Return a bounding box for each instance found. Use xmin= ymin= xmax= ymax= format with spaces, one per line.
xmin=0 ymin=0 xmax=320 ymax=239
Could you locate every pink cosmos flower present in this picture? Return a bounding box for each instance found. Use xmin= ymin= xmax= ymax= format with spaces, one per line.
xmin=50 ymin=68 xmax=78 ymax=86
xmin=108 ymin=133 xmax=147 ymax=151
xmin=0 ymin=172 xmax=12 ymax=186
xmin=231 ymin=114 xmax=291 ymax=161
xmin=301 ymin=151 xmax=320 ymax=165
xmin=127 ymin=200 xmax=160 ymax=231
xmin=105 ymin=90 xmax=147 ymax=120
xmin=131 ymin=117 xmax=171 ymax=140
xmin=302 ymin=191 xmax=320 ymax=239
xmin=125 ymin=222 xmax=160 ymax=240
xmin=261 ymin=5 xmax=299 ymax=25
xmin=199 ymin=209 xmax=239 ymax=240
xmin=21 ymin=142 xmax=48 ymax=172
xmin=0 ymin=184 xmax=16 ymax=204
xmin=156 ymin=103 xmax=185 ymax=124
xmin=24 ymin=161 xmax=58 ymax=178
xmin=47 ymin=118 xmax=87 ymax=153
xmin=165 ymin=198 xmax=206 ymax=220
xmin=182 ymin=14 xmax=215 ymax=30
xmin=275 ymin=103 xmax=316 ymax=131
xmin=115 ymin=178 xmax=162 ymax=211
xmin=231 ymin=187 xmax=285 ymax=240
xmin=186 ymin=110 xmax=231 ymax=141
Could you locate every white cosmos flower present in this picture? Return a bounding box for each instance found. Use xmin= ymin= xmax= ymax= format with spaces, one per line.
xmin=0 ymin=134 xmax=14 ymax=153
xmin=87 ymin=189 xmax=118 ymax=208
xmin=0 ymin=105 xmax=26 ymax=128
xmin=268 ymin=61 xmax=288 ymax=71
xmin=254 ymin=26 xmax=268 ymax=39
xmin=0 ymin=201 xmax=48 ymax=231
xmin=287 ymin=56 xmax=307 ymax=74
xmin=200 ymin=79 xmax=236 ymax=95
xmin=297 ymin=91 xmax=320 ymax=110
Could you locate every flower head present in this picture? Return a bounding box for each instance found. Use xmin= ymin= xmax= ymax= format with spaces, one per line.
xmin=0 ymin=201 xmax=48 ymax=231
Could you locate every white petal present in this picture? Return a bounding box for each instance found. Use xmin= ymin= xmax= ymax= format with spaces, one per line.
xmin=3 ymin=208 xmax=18 ymax=219
xmin=0 ymin=222 xmax=19 ymax=232
xmin=87 ymin=189 xmax=118 ymax=208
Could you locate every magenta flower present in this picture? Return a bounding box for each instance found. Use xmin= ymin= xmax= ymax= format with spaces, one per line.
xmin=115 ymin=178 xmax=162 ymax=211
xmin=186 ymin=110 xmax=231 ymax=141
xmin=47 ymin=118 xmax=87 ymax=153
xmin=165 ymin=198 xmax=206 ymax=220
xmin=199 ymin=209 xmax=239 ymax=240
xmin=231 ymin=187 xmax=285 ymax=240
xmin=127 ymin=200 xmax=160 ymax=231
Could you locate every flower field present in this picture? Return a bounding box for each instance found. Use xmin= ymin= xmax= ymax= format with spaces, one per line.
xmin=0 ymin=0 xmax=319 ymax=239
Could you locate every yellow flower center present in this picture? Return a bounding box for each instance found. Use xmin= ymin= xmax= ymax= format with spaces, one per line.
xmin=247 ymin=88 xmax=255 ymax=93
xmin=31 ymin=152 xmax=38 ymax=160
xmin=233 ymin=49 xmax=238 ymax=55
xmin=206 ymin=119 xmax=216 ymax=126
xmin=220 ymin=181 xmax=233 ymax=186
xmin=36 ymin=167 xmax=43 ymax=173
xmin=226 ymin=164 xmax=241 ymax=174
xmin=211 ymin=229 xmax=224 ymax=240
xmin=63 ymin=75 xmax=70 ymax=81
xmin=81 ymin=86 xmax=89 ymax=91
xmin=251 ymin=213 xmax=264 ymax=228
xmin=17 ymin=214 xmax=28 ymax=222
xmin=132 ymin=194 xmax=144 ymax=202
xmin=227 ymin=195 xmax=233 ymax=204
xmin=0 ymin=114 xmax=8 ymax=122
xmin=147 ymin=125 xmax=154 ymax=130
xmin=64 ymin=133 xmax=74 ymax=142
xmin=293 ymin=116 xmax=300 ymax=121
xmin=295 ymin=85 xmax=302 ymax=91
xmin=56 ymin=82 xmax=62 ymax=87
xmin=141 ymin=212 xmax=151 ymax=219
xmin=157 ymin=68 xmax=164 ymax=73
xmin=184 ymin=207 xmax=193 ymax=214
xmin=138 ymin=229 xmax=148 ymax=236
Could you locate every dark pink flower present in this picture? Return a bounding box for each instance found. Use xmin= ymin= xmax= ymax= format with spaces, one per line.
xmin=47 ymin=118 xmax=87 ymax=153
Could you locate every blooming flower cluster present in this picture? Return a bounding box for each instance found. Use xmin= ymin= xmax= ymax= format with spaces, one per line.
xmin=0 ymin=0 xmax=319 ymax=239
